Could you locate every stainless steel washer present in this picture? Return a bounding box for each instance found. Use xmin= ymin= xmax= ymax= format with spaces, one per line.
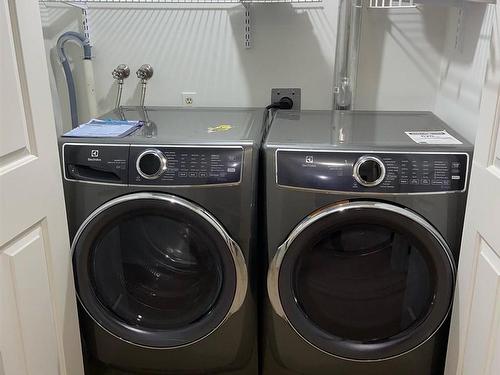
xmin=60 ymin=106 xmax=263 ymax=375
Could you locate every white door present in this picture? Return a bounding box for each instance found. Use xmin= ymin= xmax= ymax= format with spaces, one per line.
xmin=445 ymin=3 xmax=500 ymax=375
xmin=0 ymin=0 xmax=84 ymax=374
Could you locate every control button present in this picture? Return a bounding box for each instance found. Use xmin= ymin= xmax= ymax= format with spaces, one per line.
xmin=451 ymin=175 xmax=461 ymax=180
xmin=421 ymin=179 xmax=430 ymax=185
xmin=179 ymin=172 xmax=187 ymax=177
xmin=199 ymin=172 xmax=208 ymax=178
xmin=400 ymin=179 xmax=409 ymax=185
xmin=189 ymin=172 xmax=198 ymax=178
xmin=410 ymin=179 xmax=420 ymax=185
xmin=353 ymin=156 xmax=386 ymax=187
xmin=136 ymin=149 xmax=167 ymax=180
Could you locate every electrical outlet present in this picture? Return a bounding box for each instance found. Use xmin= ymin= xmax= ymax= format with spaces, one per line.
xmin=271 ymin=88 xmax=301 ymax=111
xmin=182 ymin=92 xmax=196 ymax=106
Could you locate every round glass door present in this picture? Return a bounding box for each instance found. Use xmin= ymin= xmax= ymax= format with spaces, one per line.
xmin=268 ymin=201 xmax=455 ymax=361
xmin=73 ymin=193 xmax=247 ymax=349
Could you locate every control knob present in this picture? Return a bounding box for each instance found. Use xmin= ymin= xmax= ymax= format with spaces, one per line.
xmin=136 ymin=149 xmax=167 ymax=180
xmin=353 ymin=155 xmax=386 ymax=187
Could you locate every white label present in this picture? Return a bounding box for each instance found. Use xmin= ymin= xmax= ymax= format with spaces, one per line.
xmin=405 ymin=130 xmax=463 ymax=145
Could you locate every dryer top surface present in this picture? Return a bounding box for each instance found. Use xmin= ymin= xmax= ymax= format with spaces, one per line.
xmin=265 ymin=110 xmax=473 ymax=153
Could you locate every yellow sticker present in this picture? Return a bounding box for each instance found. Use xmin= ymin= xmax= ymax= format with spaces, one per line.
xmin=208 ymin=124 xmax=232 ymax=133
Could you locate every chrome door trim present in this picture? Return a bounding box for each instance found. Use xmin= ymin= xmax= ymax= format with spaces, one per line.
xmin=273 ymin=148 xmax=470 ymax=195
xmin=267 ymin=200 xmax=456 ymax=362
xmin=72 ymin=192 xmax=248 ymax=350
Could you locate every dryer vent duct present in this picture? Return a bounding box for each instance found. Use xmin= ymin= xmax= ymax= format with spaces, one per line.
xmin=333 ymin=0 xmax=363 ymax=110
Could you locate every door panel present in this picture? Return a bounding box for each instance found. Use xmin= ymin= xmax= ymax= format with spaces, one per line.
xmin=0 ymin=225 xmax=59 ymax=375
xmin=0 ymin=0 xmax=32 ymax=159
xmin=445 ymin=2 xmax=500 ymax=373
xmin=0 ymin=0 xmax=83 ymax=374
xmin=461 ymin=240 xmax=500 ymax=375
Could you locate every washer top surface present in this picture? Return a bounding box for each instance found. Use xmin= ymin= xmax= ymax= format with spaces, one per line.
xmin=265 ymin=110 xmax=473 ymax=152
xmin=64 ymin=106 xmax=264 ymax=145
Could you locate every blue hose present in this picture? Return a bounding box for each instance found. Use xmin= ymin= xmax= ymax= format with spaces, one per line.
xmin=56 ymin=32 xmax=92 ymax=129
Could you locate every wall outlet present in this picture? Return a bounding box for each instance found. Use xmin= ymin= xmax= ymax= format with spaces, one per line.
xmin=271 ymin=88 xmax=301 ymax=111
xmin=182 ymin=92 xmax=197 ymax=106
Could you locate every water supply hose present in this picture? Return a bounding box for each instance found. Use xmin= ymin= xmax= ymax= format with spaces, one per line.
xmin=56 ymin=32 xmax=92 ymax=128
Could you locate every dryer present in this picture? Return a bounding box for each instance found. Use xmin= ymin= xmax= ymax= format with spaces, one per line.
xmin=60 ymin=107 xmax=262 ymax=374
xmin=261 ymin=110 xmax=473 ymax=375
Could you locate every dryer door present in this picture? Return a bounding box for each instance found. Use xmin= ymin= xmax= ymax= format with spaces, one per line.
xmin=72 ymin=192 xmax=247 ymax=349
xmin=268 ymin=201 xmax=455 ymax=361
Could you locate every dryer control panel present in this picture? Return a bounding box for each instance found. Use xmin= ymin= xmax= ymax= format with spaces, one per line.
xmin=276 ymin=150 xmax=469 ymax=194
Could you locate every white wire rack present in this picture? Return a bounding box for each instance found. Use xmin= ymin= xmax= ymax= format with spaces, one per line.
xmin=40 ymin=0 xmax=323 ymax=49
xmin=40 ymin=0 xmax=323 ymax=3
xmin=368 ymin=0 xmax=415 ymax=8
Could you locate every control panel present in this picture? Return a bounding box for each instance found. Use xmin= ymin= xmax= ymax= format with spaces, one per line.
xmin=276 ymin=150 xmax=469 ymax=194
xmin=63 ymin=144 xmax=243 ymax=186
xmin=129 ymin=146 xmax=243 ymax=186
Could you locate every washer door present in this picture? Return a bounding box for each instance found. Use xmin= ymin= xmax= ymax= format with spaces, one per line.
xmin=268 ymin=201 xmax=456 ymax=361
xmin=72 ymin=192 xmax=247 ymax=349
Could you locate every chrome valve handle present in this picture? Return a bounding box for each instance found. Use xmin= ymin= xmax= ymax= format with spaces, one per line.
xmin=112 ymin=64 xmax=130 ymax=111
xmin=136 ymin=64 xmax=154 ymax=107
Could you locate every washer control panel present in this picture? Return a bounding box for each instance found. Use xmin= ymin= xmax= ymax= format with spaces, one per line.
xmin=63 ymin=144 xmax=243 ymax=186
xmin=276 ymin=150 xmax=469 ymax=193
xmin=130 ymin=146 xmax=243 ymax=185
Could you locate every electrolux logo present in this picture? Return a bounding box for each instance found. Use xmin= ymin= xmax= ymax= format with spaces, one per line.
xmin=88 ymin=149 xmax=102 ymax=162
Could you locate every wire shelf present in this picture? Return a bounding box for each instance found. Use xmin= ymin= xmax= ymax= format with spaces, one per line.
xmin=368 ymin=0 xmax=415 ymax=8
xmin=39 ymin=0 xmax=323 ymax=49
xmin=40 ymin=0 xmax=323 ymax=4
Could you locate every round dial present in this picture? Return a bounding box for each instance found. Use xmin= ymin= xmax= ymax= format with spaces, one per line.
xmin=136 ymin=149 xmax=167 ymax=180
xmin=353 ymin=156 xmax=386 ymax=187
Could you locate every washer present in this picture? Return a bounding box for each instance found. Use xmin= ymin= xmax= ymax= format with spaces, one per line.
xmin=60 ymin=107 xmax=262 ymax=374
xmin=261 ymin=110 xmax=473 ymax=375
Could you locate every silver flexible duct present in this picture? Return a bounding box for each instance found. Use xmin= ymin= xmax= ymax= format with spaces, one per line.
xmin=333 ymin=0 xmax=363 ymax=110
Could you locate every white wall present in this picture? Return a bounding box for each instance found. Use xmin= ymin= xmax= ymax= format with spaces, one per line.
xmin=40 ymin=2 xmax=339 ymax=132
xmin=355 ymin=6 xmax=449 ymax=111
xmin=40 ymin=1 xmax=494 ymax=143
xmin=434 ymin=2 xmax=495 ymax=143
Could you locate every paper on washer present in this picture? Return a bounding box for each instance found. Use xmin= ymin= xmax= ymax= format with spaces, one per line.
xmin=405 ymin=130 xmax=462 ymax=145
xmin=62 ymin=119 xmax=143 ymax=138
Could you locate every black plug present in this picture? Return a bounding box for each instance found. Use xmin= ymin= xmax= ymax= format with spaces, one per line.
xmin=266 ymin=96 xmax=294 ymax=110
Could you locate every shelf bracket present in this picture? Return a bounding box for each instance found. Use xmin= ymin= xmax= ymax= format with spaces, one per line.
xmin=243 ymin=2 xmax=252 ymax=49
xmin=52 ymin=1 xmax=93 ymax=46
xmin=454 ymin=0 xmax=465 ymax=52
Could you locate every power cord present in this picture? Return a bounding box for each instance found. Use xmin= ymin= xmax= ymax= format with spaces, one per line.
xmin=263 ymin=96 xmax=294 ymax=137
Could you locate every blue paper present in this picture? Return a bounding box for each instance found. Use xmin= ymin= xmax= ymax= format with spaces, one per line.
xmin=63 ymin=119 xmax=143 ymax=138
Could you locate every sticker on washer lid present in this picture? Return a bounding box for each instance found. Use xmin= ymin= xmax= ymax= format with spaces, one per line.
xmin=208 ymin=124 xmax=233 ymax=133
xmin=405 ymin=130 xmax=463 ymax=145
